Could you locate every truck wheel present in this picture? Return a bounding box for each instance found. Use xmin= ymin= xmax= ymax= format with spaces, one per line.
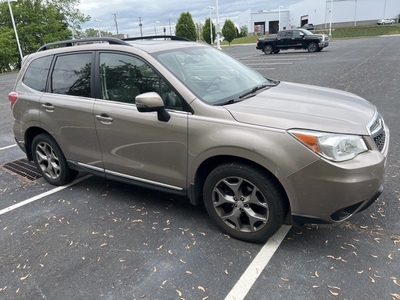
xmin=32 ymin=133 xmax=78 ymax=186
xmin=273 ymin=49 xmax=280 ymax=54
xmin=203 ymin=162 xmax=288 ymax=243
xmin=307 ymin=42 xmax=318 ymax=53
xmin=263 ymin=45 xmax=273 ymax=55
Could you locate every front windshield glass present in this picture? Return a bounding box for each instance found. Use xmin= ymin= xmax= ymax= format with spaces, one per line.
xmin=154 ymin=45 xmax=275 ymax=105
xmin=300 ymin=29 xmax=314 ymax=35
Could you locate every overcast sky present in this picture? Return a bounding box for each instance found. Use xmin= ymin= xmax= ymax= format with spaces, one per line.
xmin=78 ymin=0 xmax=300 ymax=37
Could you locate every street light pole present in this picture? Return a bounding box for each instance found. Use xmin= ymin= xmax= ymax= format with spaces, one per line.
xmin=95 ymin=19 xmax=102 ymax=38
xmin=216 ymin=0 xmax=221 ymax=50
xmin=278 ymin=6 xmax=283 ymax=31
xmin=207 ymin=6 xmax=214 ymax=45
xmin=7 ymin=0 xmax=23 ymax=60
xmin=329 ymin=0 xmax=334 ymax=37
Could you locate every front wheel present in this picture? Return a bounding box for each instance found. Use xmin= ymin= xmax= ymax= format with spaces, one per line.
xmin=263 ymin=45 xmax=273 ymax=54
xmin=32 ymin=133 xmax=78 ymax=186
xmin=307 ymin=42 xmax=318 ymax=53
xmin=203 ymin=162 xmax=288 ymax=243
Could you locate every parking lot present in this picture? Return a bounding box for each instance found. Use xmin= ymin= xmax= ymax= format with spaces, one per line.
xmin=1 ymin=36 xmax=399 ymax=300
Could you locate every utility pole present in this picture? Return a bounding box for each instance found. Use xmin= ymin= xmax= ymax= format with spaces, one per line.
xmin=112 ymin=13 xmax=119 ymax=36
xmin=138 ymin=17 xmax=143 ymax=37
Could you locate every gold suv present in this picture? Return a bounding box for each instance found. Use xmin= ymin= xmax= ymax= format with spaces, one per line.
xmin=9 ymin=37 xmax=389 ymax=243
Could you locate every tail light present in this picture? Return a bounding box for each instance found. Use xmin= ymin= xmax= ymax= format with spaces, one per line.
xmin=8 ymin=92 xmax=18 ymax=108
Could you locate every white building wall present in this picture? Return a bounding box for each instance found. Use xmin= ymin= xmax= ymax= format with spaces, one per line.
xmin=247 ymin=0 xmax=400 ymax=34
xmin=237 ymin=9 xmax=252 ymax=33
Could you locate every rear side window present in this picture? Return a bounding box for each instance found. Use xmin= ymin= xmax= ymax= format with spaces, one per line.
xmin=51 ymin=53 xmax=92 ymax=97
xmin=22 ymin=56 xmax=52 ymax=92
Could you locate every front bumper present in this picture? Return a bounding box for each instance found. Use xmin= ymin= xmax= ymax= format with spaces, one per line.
xmin=281 ymin=131 xmax=389 ymax=224
xmin=319 ymin=41 xmax=329 ymax=48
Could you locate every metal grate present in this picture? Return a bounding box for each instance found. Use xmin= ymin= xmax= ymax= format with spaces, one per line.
xmin=1 ymin=158 xmax=42 ymax=181
xmin=373 ymin=131 xmax=386 ymax=152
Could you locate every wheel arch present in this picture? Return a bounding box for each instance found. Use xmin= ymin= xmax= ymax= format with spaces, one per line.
xmin=190 ymin=155 xmax=289 ymax=211
xmin=24 ymin=126 xmax=51 ymax=161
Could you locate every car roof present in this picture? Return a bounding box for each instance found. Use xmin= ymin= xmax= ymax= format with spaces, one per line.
xmin=32 ymin=36 xmax=202 ymax=57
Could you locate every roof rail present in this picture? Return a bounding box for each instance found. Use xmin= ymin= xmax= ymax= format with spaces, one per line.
xmin=37 ymin=37 xmax=132 ymax=52
xmin=122 ymin=35 xmax=190 ymax=42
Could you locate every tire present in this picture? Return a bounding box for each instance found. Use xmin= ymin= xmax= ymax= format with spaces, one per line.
xmin=32 ymin=133 xmax=78 ymax=186
xmin=307 ymin=42 xmax=318 ymax=53
xmin=263 ymin=45 xmax=273 ymax=55
xmin=273 ymin=49 xmax=280 ymax=54
xmin=203 ymin=162 xmax=288 ymax=243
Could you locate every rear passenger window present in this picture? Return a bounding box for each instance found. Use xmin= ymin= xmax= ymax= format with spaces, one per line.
xmin=51 ymin=53 xmax=91 ymax=97
xmin=23 ymin=56 xmax=52 ymax=92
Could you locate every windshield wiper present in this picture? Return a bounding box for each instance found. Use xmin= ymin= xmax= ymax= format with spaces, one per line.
xmin=239 ymin=84 xmax=268 ymax=99
xmin=214 ymin=99 xmax=241 ymax=106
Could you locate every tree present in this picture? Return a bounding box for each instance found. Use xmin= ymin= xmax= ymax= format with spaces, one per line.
xmin=0 ymin=30 xmax=17 ymax=72
xmin=175 ymin=12 xmax=197 ymax=41
xmin=47 ymin=0 xmax=91 ymax=38
xmin=202 ymin=18 xmax=216 ymax=45
xmin=239 ymin=25 xmax=248 ymax=37
xmin=0 ymin=0 xmax=90 ymax=68
xmin=222 ymin=19 xmax=236 ymax=45
xmin=84 ymin=28 xmax=113 ymax=38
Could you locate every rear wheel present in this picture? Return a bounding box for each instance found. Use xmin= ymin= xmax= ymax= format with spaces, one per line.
xmin=32 ymin=133 xmax=78 ymax=186
xmin=263 ymin=45 xmax=273 ymax=55
xmin=307 ymin=42 xmax=318 ymax=53
xmin=203 ymin=162 xmax=288 ymax=243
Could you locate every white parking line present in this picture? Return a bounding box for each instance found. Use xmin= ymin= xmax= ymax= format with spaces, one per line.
xmin=0 ymin=175 xmax=91 ymax=216
xmin=0 ymin=144 xmax=17 ymax=151
xmin=224 ymin=225 xmax=292 ymax=300
xmin=2 ymin=166 xmax=290 ymax=300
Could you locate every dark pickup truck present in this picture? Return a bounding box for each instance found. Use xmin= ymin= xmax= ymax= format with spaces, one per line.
xmin=256 ymin=29 xmax=329 ymax=54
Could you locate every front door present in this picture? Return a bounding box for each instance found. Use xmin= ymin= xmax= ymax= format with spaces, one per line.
xmin=93 ymin=52 xmax=188 ymax=190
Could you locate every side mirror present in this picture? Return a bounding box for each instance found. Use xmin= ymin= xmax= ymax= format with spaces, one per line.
xmin=136 ymin=92 xmax=170 ymax=122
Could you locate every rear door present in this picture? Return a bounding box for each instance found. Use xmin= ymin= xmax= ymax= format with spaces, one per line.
xmin=276 ymin=31 xmax=294 ymax=48
xmin=93 ymin=51 xmax=188 ymax=190
xmin=39 ymin=52 xmax=104 ymax=171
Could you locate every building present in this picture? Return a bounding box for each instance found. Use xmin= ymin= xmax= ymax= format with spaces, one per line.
xmin=238 ymin=0 xmax=400 ymax=35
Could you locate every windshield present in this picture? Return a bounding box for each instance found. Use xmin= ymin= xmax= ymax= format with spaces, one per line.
xmin=300 ymin=29 xmax=314 ymax=35
xmin=154 ymin=45 xmax=276 ymax=105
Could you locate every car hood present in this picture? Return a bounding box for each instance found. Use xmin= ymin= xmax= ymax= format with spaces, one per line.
xmin=225 ymin=81 xmax=376 ymax=135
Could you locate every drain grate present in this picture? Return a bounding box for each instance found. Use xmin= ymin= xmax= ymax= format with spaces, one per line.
xmin=1 ymin=158 xmax=42 ymax=181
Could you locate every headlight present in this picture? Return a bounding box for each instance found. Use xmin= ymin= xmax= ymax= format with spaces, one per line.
xmin=289 ymin=130 xmax=368 ymax=162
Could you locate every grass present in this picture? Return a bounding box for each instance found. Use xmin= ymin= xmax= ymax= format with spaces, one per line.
xmin=220 ymin=23 xmax=400 ymax=45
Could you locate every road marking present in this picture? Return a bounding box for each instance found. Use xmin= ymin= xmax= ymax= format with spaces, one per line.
xmin=0 ymin=175 xmax=91 ymax=216
xmin=0 ymin=144 xmax=17 ymax=151
xmin=224 ymin=225 xmax=292 ymax=300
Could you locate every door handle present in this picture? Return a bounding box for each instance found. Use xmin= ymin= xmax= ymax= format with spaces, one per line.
xmin=42 ymin=103 xmax=54 ymax=112
xmin=96 ymin=114 xmax=113 ymax=124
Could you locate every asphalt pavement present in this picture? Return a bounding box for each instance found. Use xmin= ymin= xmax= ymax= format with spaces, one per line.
xmin=0 ymin=36 xmax=399 ymax=300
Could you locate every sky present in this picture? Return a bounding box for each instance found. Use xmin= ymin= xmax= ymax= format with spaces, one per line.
xmin=78 ymin=0 xmax=300 ymax=37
